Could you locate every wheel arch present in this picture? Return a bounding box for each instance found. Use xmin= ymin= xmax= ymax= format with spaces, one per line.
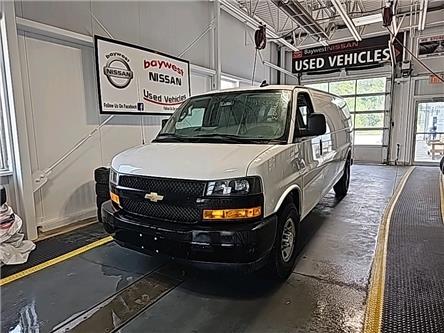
xmin=273 ymin=185 xmax=302 ymax=216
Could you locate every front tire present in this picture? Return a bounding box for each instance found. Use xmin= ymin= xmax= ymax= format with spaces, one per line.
xmin=267 ymin=202 xmax=300 ymax=280
xmin=334 ymin=156 xmax=351 ymax=198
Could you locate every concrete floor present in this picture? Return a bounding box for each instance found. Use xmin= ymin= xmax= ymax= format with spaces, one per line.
xmin=1 ymin=165 xmax=406 ymax=333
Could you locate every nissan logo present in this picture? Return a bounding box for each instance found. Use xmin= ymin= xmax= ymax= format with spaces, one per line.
xmin=103 ymin=56 xmax=133 ymax=89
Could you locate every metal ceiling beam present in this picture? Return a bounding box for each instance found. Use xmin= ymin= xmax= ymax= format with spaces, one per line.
xmin=270 ymin=0 xmax=329 ymax=40
xmin=330 ymin=0 xmax=362 ymax=41
xmin=220 ymin=0 xmax=300 ymax=51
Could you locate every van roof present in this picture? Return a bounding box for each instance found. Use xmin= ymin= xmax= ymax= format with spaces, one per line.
xmin=195 ymin=85 xmax=342 ymax=99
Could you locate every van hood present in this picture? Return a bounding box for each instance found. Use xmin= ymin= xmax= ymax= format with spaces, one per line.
xmin=111 ymin=142 xmax=273 ymax=180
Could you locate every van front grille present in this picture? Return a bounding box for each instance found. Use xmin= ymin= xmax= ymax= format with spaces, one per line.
xmin=117 ymin=175 xmax=205 ymax=223
xmin=119 ymin=198 xmax=200 ymax=223
xmin=119 ymin=175 xmax=206 ymax=197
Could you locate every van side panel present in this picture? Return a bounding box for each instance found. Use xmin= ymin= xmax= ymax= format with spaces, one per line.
xmin=247 ymin=145 xmax=305 ymax=218
xmin=310 ymin=91 xmax=352 ymax=189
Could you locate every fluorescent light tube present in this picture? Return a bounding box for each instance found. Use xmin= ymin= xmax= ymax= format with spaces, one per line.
xmin=418 ymin=0 xmax=429 ymax=31
xmin=352 ymin=13 xmax=383 ymax=27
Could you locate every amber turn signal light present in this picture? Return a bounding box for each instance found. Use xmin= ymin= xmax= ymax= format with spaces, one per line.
xmin=203 ymin=206 xmax=262 ymax=220
xmin=110 ymin=192 xmax=120 ymax=205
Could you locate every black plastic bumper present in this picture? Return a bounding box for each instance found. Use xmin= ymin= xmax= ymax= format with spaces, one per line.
xmin=101 ymin=201 xmax=277 ymax=270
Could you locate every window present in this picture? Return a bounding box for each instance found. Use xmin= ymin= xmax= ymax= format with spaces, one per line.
xmin=175 ymin=99 xmax=207 ymax=129
xmin=220 ymin=77 xmax=239 ymax=90
xmin=160 ymin=90 xmax=292 ymax=142
xmin=296 ymin=93 xmax=314 ymax=128
xmin=305 ymin=77 xmax=388 ymax=145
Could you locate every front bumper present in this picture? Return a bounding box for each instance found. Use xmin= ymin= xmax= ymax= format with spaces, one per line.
xmin=101 ymin=201 xmax=277 ymax=270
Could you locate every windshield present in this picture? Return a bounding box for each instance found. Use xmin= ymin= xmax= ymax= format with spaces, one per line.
xmin=156 ymin=90 xmax=292 ymax=144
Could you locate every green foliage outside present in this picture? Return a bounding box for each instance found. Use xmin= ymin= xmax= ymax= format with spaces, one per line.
xmin=307 ymin=78 xmax=386 ymax=129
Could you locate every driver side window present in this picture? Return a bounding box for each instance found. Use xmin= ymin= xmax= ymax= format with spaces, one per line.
xmin=295 ymin=92 xmax=315 ymax=141
xmin=296 ymin=92 xmax=315 ymax=128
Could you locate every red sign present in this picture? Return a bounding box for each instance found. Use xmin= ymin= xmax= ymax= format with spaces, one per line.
xmin=430 ymin=74 xmax=444 ymax=84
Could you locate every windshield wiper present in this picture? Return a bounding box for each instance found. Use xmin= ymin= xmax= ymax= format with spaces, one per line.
xmin=154 ymin=133 xmax=187 ymax=142
xmin=193 ymin=133 xmax=249 ymax=143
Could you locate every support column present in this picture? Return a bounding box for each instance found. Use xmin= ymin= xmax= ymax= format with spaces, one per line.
xmin=213 ymin=0 xmax=221 ymax=90
xmin=280 ymin=47 xmax=287 ymax=84
xmin=1 ymin=0 xmax=38 ymax=239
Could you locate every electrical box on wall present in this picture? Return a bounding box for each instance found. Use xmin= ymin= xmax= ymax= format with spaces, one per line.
xmin=401 ymin=61 xmax=412 ymax=78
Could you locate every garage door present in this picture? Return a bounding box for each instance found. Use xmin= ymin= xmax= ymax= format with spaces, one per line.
xmin=306 ymin=76 xmax=391 ymax=163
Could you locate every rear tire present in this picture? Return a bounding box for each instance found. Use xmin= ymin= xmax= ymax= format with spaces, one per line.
xmin=334 ymin=156 xmax=351 ymax=198
xmin=267 ymin=202 xmax=300 ymax=280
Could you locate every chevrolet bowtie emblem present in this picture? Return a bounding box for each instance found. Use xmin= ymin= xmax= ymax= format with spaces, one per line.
xmin=144 ymin=192 xmax=164 ymax=202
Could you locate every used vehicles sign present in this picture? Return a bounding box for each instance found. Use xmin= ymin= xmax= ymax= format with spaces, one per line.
xmin=95 ymin=36 xmax=190 ymax=115
xmin=292 ymin=34 xmax=403 ymax=73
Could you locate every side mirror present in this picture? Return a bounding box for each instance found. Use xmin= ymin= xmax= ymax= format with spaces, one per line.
xmin=306 ymin=113 xmax=326 ymax=136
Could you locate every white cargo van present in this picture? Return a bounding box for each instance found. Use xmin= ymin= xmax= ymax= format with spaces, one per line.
xmin=102 ymin=85 xmax=353 ymax=278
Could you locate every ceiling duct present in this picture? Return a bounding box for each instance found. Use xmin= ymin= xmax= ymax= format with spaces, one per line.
xmin=270 ymin=0 xmax=329 ymax=42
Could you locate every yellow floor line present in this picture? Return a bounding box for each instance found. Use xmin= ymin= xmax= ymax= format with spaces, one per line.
xmin=440 ymin=173 xmax=444 ymax=225
xmin=0 ymin=236 xmax=113 ymax=287
xmin=363 ymin=166 xmax=415 ymax=333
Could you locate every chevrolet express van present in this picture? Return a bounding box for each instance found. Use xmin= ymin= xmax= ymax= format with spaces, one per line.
xmin=102 ymin=85 xmax=352 ymax=278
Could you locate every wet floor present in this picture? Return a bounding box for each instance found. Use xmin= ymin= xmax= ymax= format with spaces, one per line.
xmin=1 ymin=165 xmax=406 ymax=333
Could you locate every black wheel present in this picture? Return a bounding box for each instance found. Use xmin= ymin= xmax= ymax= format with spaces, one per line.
xmin=97 ymin=208 xmax=103 ymax=223
xmin=267 ymin=202 xmax=300 ymax=280
xmin=0 ymin=186 xmax=6 ymax=206
xmin=334 ymin=156 xmax=351 ymax=198
xmin=96 ymin=197 xmax=108 ymax=223
xmin=95 ymin=183 xmax=110 ymax=196
xmin=440 ymin=156 xmax=444 ymax=174
xmin=96 ymin=196 xmax=108 ymax=208
xmin=94 ymin=167 xmax=110 ymax=184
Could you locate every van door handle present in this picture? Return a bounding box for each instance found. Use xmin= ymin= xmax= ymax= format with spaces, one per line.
xmin=319 ymin=139 xmax=323 ymax=155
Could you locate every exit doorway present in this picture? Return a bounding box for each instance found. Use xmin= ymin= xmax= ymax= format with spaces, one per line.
xmin=414 ymin=100 xmax=444 ymax=164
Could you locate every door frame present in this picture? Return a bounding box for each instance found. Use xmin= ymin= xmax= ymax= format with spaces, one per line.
xmin=411 ymin=97 xmax=444 ymax=166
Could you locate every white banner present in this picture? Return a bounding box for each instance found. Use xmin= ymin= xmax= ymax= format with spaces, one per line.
xmin=95 ymin=36 xmax=190 ymax=115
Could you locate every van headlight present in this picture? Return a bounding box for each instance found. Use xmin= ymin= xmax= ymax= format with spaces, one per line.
xmin=206 ymin=177 xmax=261 ymax=196
xmin=110 ymin=168 xmax=119 ymax=185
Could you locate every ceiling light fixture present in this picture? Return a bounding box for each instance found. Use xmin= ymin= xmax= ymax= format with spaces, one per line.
xmin=352 ymin=13 xmax=383 ymax=27
xmin=330 ymin=0 xmax=362 ymax=41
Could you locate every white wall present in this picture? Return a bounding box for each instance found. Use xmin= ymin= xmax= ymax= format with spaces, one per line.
xmin=11 ymin=1 xmax=279 ymax=233
xmin=16 ymin=32 xmax=214 ymax=231
xmin=220 ymin=10 xmax=276 ymax=84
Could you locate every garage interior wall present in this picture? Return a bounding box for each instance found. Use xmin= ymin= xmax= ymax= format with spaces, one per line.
xmin=9 ymin=1 xmax=278 ymax=234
